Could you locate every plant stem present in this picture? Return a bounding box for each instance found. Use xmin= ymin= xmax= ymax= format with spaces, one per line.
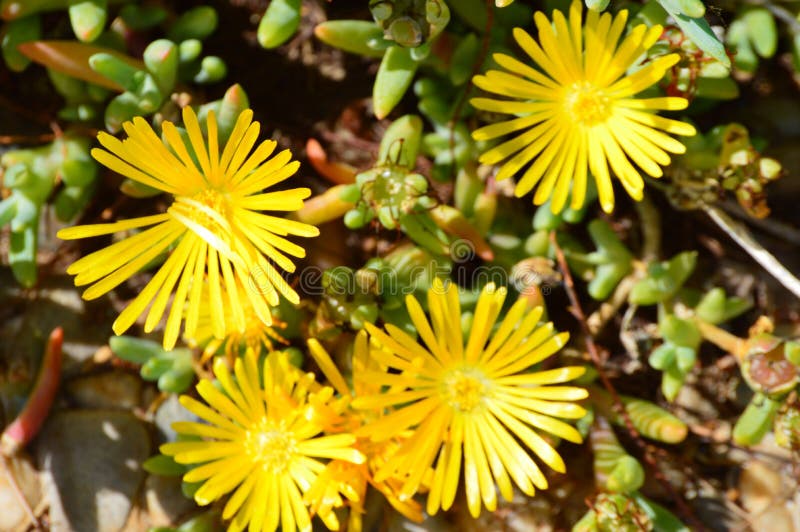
xmin=694 ymin=318 xmax=747 ymax=362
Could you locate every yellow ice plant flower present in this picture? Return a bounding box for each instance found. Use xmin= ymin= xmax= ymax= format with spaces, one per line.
xmin=161 ymin=350 xmax=365 ymax=532
xmin=353 ymin=279 xmax=588 ymax=518
xmin=305 ymin=333 xmax=423 ymax=531
xmin=471 ymin=1 xmax=696 ymax=213
xmin=57 ymin=107 xmax=319 ymax=349
xmin=185 ymin=279 xmax=287 ymax=363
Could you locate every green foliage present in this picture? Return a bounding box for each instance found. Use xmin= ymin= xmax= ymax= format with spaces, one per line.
xmin=727 ymin=8 xmax=778 ymax=73
xmin=374 ymin=45 xmax=419 ymax=119
xmin=110 ymin=336 xmax=195 ymax=394
xmin=143 ymin=454 xmax=187 ymax=476
xmin=257 ymin=0 xmax=302 ymax=49
xmin=590 ymin=418 xmax=645 ymax=493
xmin=167 ymin=6 xmax=218 ymax=43
xmin=694 ymin=287 xmax=751 ymax=324
xmin=585 ymin=220 xmax=633 ymax=301
xmin=651 ymin=314 xmax=700 ymax=400
xmin=69 ymin=0 xmax=106 ymax=43
xmin=314 ymin=20 xmax=388 ymax=57
xmin=620 ymin=396 xmax=688 ymax=444
xmin=0 ymin=136 xmax=98 ymax=286
xmin=733 ymin=393 xmax=781 ymax=446
xmin=6 ymin=4 xmax=225 ymax=134
xmin=629 ymin=252 xmax=697 ymax=305
xmin=1 ymin=14 xmax=40 ymax=71
xmin=656 ymin=0 xmax=730 ymax=67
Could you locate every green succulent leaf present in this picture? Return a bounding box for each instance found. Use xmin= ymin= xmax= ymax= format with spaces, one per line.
xmin=657 ymin=0 xmax=730 ymax=68
xmin=632 ymin=493 xmax=691 ymax=532
xmin=630 ymin=251 xmax=697 ymax=305
xmin=732 ymin=394 xmax=781 ymax=446
xmin=373 ymin=45 xmax=419 ymax=119
xmin=69 ymin=0 xmax=106 ymax=43
xmin=314 ymin=20 xmax=388 ymax=57
xmin=109 ymin=335 xmax=164 ymax=364
xmin=142 ymin=454 xmax=186 ymax=476
xmin=257 ymin=0 xmax=301 ymax=49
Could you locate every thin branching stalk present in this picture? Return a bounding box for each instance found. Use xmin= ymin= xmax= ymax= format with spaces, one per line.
xmin=703 ymin=204 xmax=800 ymax=299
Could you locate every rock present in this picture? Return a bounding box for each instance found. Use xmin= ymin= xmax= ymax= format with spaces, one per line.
xmin=66 ymin=370 xmax=142 ymax=410
xmin=739 ymin=460 xmax=783 ymax=515
xmin=751 ymin=503 xmax=796 ymax=532
xmin=145 ymin=474 xmax=196 ymax=527
xmin=36 ymin=410 xmax=151 ymax=532
xmin=0 ymin=453 xmax=42 ymax=531
xmin=154 ymin=394 xmax=196 ymax=443
xmin=0 ymin=273 xmax=115 ymax=372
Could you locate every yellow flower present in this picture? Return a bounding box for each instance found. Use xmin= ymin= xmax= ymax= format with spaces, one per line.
xmin=57 ymin=107 xmax=319 ymax=349
xmin=471 ymin=1 xmax=696 ymax=213
xmin=352 ymin=279 xmax=588 ymax=518
xmin=185 ymin=279 xmax=288 ymax=363
xmin=305 ymin=333 xmax=424 ymax=531
xmin=161 ymin=350 xmax=364 ymax=532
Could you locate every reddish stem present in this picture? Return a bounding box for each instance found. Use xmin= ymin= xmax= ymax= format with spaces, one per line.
xmin=1 ymin=327 xmax=63 ymax=456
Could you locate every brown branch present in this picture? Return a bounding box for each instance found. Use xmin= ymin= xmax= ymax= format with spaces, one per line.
xmin=550 ymin=230 xmax=704 ymax=531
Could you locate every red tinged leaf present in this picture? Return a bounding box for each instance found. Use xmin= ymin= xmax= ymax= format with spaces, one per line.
xmin=1 ymin=327 xmax=64 ymax=456
xmin=306 ymin=138 xmax=357 ymax=185
xmin=17 ymin=40 xmax=143 ymax=91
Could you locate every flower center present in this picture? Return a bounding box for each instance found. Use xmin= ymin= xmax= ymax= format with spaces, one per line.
xmin=244 ymin=419 xmax=297 ymax=473
xmin=564 ymin=82 xmax=611 ymax=126
xmin=170 ymin=189 xmax=234 ymax=247
xmin=442 ymin=367 xmax=490 ymax=413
